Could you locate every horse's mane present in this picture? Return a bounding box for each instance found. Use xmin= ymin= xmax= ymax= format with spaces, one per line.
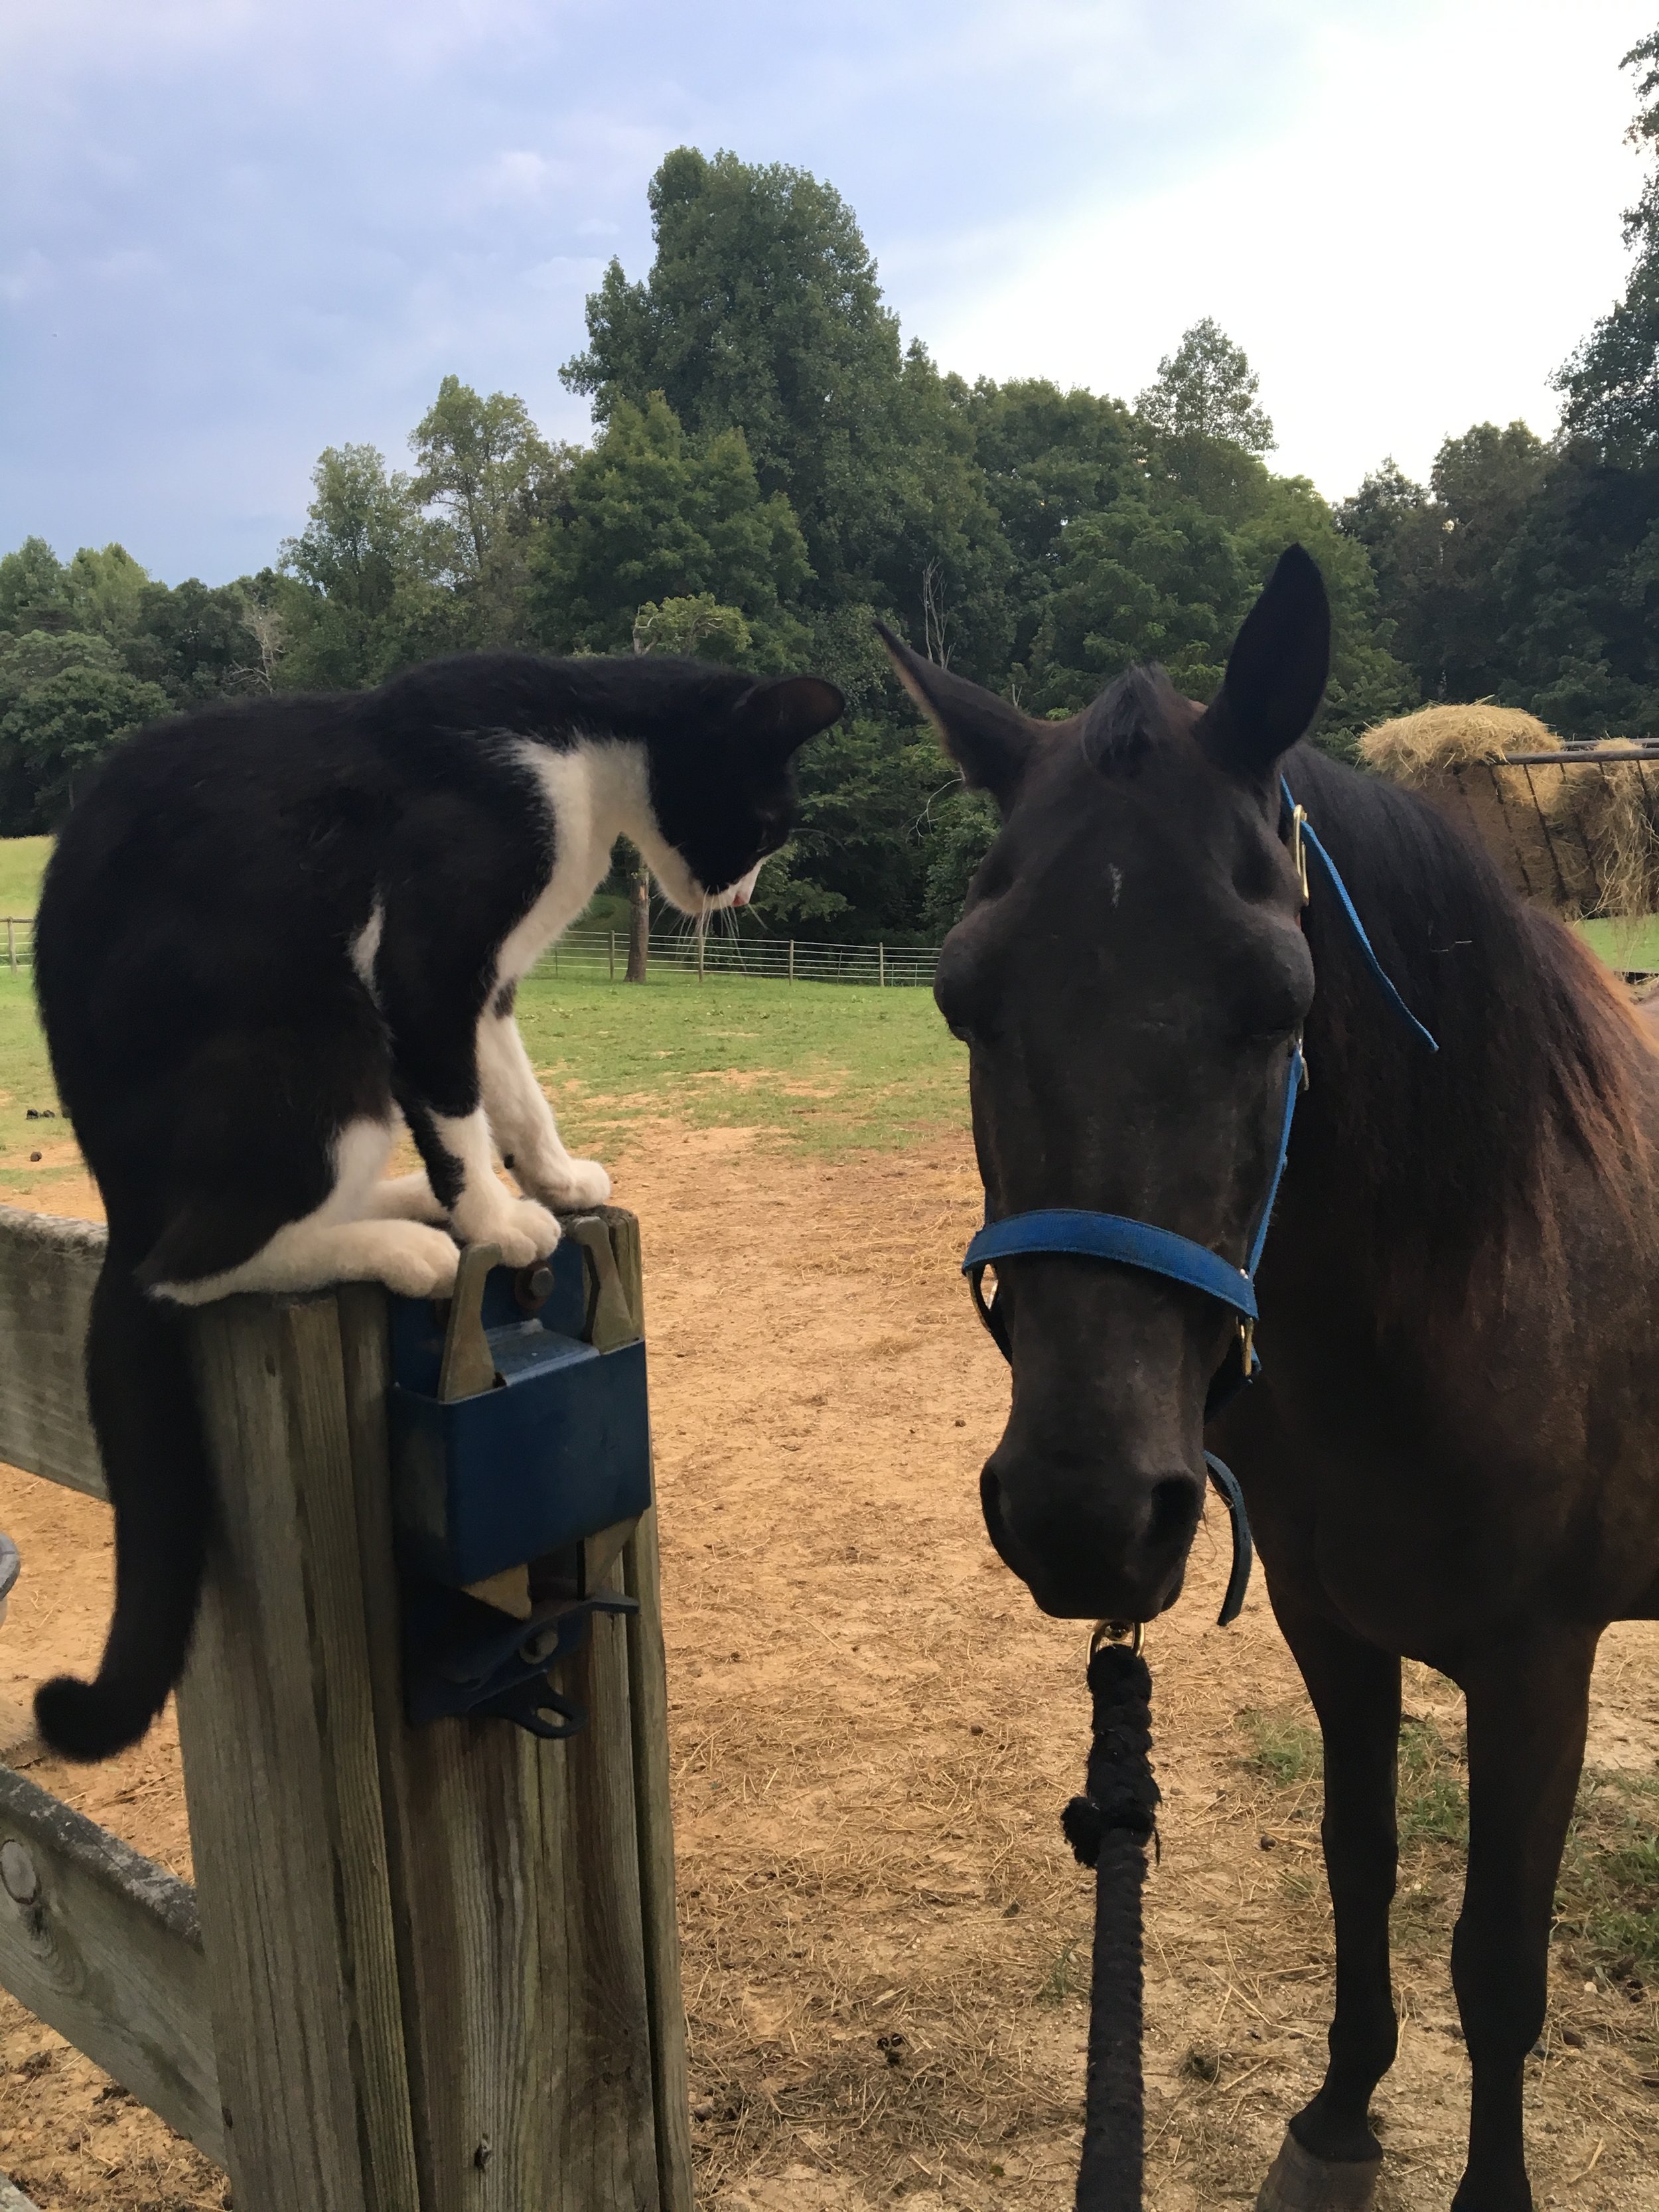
xmin=1287 ymin=743 xmax=1654 ymax=1275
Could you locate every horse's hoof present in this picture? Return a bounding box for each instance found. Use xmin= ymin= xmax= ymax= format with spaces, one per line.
xmin=1256 ymin=2128 xmax=1382 ymax=2212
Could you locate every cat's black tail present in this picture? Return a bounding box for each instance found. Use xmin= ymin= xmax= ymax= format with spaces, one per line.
xmin=34 ymin=1250 xmax=212 ymax=1763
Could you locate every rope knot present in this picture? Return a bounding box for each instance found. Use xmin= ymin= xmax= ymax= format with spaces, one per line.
xmin=1061 ymin=1641 xmax=1160 ymax=1868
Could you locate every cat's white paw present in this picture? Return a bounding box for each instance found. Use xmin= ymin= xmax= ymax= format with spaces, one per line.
xmin=536 ymin=1157 xmax=612 ymax=1210
xmin=451 ymin=1190 xmax=561 ymax=1266
xmin=364 ymin=1170 xmax=449 ymax=1224
xmin=366 ymin=1222 xmax=461 ymax=1297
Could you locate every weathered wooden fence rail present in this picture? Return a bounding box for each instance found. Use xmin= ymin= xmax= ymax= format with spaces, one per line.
xmin=0 ymin=1202 xmax=693 ymax=2212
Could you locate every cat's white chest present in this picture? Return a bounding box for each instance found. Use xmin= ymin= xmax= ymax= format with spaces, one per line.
xmin=496 ymin=739 xmax=648 ymax=985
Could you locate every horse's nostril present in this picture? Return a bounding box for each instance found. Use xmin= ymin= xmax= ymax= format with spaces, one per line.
xmin=1148 ymin=1475 xmax=1199 ymax=1552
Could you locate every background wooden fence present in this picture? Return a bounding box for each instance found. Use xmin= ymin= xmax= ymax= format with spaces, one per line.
xmin=0 ymin=1203 xmax=692 ymax=2212
xmin=0 ymin=918 xmax=942 ymax=986
xmin=538 ymin=928 xmax=940 ymax=986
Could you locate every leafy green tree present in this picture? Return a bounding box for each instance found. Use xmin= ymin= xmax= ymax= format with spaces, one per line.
xmin=411 ymin=376 xmax=567 ymax=641
xmin=0 ymin=664 xmax=170 ymax=823
xmin=62 ymin=544 xmax=149 ymax=640
xmin=1557 ymin=30 xmax=1659 ymax=459
xmin=753 ymin=714 xmax=946 ymax=937
xmin=0 ymin=540 xmax=151 ymax=643
xmin=1334 ymin=459 xmax=1443 ymax=681
xmin=1137 ymin=320 xmax=1275 ymax=455
xmin=871 ymin=347 xmax=1015 ymax=683
xmin=0 ymin=538 xmax=70 ymax=634
xmin=1022 ymin=455 xmax=1404 ymax=741
xmin=630 ymin=594 xmax=753 ymax=662
xmin=1336 ymin=417 xmax=1652 ymax=733
xmin=0 ymin=628 xmax=121 ymax=718
xmin=561 ymin=148 xmax=910 ymax=603
xmin=1024 ymin=490 xmax=1254 ymax=707
xmin=1427 ymin=423 xmax=1551 ymax=698
xmin=278 ymin=444 xmax=454 ymax=687
xmin=920 ymin=784 xmax=1001 ymax=938
xmin=1488 ymin=445 xmax=1659 ymax=734
xmin=966 ymin=380 xmax=1135 ymax=574
xmin=529 ymin=395 xmax=809 ymax=658
xmin=121 ymin=578 xmax=263 ymax=706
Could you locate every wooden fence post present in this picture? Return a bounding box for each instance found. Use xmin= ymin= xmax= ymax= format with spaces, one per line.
xmin=6 ymin=921 xmax=14 ymax=973
xmin=177 ymin=1291 xmax=421 ymax=2212
xmin=332 ymin=1205 xmax=692 ymax=2212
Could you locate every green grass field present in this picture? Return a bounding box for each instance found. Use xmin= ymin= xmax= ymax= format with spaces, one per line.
xmin=0 ymin=836 xmax=49 ymax=917
xmin=1578 ymin=915 xmax=1659 ymax=972
xmin=0 ymin=963 xmax=966 ymax=1196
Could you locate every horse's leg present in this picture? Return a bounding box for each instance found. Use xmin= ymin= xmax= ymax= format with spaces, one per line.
xmin=1449 ymin=1624 xmax=1595 ymax=2212
xmin=1257 ymin=1599 xmax=1400 ymax=2212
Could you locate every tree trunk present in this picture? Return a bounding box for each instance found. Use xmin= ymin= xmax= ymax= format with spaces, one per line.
xmin=626 ymin=863 xmax=650 ymax=983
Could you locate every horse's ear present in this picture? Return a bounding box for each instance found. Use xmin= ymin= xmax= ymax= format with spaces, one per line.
xmin=1198 ymin=546 xmax=1331 ymax=778
xmin=876 ymin=622 xmax=1038 ymax=807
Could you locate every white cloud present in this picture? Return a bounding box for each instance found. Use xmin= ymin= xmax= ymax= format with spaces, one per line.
xmin=914 ymin=0 xmax=1654 ymax=495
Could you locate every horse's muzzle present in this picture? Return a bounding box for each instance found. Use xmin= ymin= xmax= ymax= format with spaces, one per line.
xmin=979 ymin=1453 xmax=1204 ymax=1620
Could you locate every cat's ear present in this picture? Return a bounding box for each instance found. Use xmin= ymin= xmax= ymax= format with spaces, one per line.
xmin=876 ymin=622 xmax=1039 ymax=808
xmin=733 ymin=675 xmax=844 ymax=758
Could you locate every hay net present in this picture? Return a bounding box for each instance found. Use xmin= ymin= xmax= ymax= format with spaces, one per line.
xmin=1358 ymin=703 xmax=1659 ymax=929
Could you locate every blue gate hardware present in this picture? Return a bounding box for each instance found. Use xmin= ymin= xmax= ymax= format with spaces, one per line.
xmin=388 ymin=1220 xmax=654 ymax=1737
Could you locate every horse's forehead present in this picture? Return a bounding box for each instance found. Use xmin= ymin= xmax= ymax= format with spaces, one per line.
xmin=1019 ymin=723 xmax=1233 ymax=856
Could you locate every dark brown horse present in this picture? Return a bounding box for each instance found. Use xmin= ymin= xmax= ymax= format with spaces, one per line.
xmin=881 ymin=550 xmax=1659 ymax=2212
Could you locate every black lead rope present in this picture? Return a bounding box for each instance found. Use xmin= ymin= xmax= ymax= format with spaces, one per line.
xmin=1062 ymin=1635 xmax=1161 ymax=2212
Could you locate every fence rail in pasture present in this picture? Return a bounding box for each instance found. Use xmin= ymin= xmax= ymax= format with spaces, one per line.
xmin=536 ymin=927 xmax=942 ymax=986
xmin=0 ymin=1202 xmax=692 ymax=2212
xmin=1 ymin=920 xmax=939 ymax=986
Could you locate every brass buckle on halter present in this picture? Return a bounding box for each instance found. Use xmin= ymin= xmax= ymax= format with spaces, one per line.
xmin=1289 ymin=804 xmax=1311 ymax=907
xmin=1090 ymin=1617 xmax=1145 ymax=1659
xmin=1238 ymin=1315 xmax=1256 ymax=1373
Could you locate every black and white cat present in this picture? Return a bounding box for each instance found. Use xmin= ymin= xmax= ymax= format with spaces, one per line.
xmin=33 ymin=649 xmax=842 ymax=1760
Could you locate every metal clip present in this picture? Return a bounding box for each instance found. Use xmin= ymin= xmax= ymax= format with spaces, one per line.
xmin=1289 ymin=803 xmax=1311 ymax=906
xmin=1239 ymin=1315 xmax=1256 ymax=1374
xmin=1090 ymin=1618 xmax=1145 ymax=1659
xmin=563 ymin=1216 xmax=639 ymax=1351
xmin=437 ymin=1243 xmax=502 ymax=1402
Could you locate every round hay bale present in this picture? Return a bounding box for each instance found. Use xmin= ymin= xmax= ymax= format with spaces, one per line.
xmin=1360 ymin=703 xmax=1569 ymax=908
xmin=1356 ymin=705 xmax=1659 ymax=918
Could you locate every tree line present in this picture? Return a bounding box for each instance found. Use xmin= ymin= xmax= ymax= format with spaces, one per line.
xmin=5 ymin=33 xmax=1658 ymax=939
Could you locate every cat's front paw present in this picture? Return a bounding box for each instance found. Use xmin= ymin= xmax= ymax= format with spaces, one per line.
xmin=367 ymin=1222 xmax=462 ymax=1298
xmin=451 ymin=1189 xmax=561 ymax=1267
xmin=532 ymin=1157 xmax=613 ymax=1210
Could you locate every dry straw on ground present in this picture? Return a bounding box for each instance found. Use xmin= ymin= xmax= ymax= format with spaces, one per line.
xmin=1359 ymin=703 xmax=1659 ymax=924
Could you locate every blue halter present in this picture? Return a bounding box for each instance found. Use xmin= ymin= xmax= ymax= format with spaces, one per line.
xmin=962 ymin=776 xmax=1438 ymax=1626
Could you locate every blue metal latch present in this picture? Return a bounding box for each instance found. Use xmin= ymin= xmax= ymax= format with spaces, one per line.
xmin=388 ymin=1218 xmax=654 ymax=1737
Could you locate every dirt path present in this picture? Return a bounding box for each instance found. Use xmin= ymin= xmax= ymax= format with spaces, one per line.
xmin=0 ymin=1128 xmax=1655 ymax=2210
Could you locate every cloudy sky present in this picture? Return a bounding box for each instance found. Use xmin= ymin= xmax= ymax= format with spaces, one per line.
xmin=2 ymin=0 xmax=1652 ymax=583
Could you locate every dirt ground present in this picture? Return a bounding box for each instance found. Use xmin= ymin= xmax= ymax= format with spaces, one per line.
xmin=0 ymin=1125 xmax=1656 ymax=2210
